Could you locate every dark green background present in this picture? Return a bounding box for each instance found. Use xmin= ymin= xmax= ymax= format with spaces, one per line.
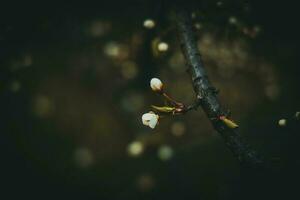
xmin=1 ymin=1 xmax=299 ymax=199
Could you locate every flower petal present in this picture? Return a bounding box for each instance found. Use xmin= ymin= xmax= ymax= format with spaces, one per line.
xmin=148 ymin=115 xmax=158 ymax=129
xmin=142 ymin=113 xmax=155 ymax=126
xmin=142 ymin=113 xmax=152 ymax=121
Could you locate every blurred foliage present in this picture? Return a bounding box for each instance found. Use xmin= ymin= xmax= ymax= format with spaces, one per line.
xmin=1 ymin=1 xmax=300 ymax=199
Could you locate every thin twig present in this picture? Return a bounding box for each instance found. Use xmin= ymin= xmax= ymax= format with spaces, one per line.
xmin=162 ymin=92 xmax=184 ymax=107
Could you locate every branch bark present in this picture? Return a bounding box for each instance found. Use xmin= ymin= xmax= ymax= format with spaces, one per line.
xmin=175 ymin=8 xmax=264 ymax=168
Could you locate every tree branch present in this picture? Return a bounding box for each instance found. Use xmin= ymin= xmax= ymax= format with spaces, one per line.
xmin=175 ymin=8 xmax=264 ymax=168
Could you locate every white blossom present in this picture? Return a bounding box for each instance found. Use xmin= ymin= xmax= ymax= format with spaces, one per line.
xmin=142 ymin=112 xmax=159 ymax=129
xmin=143 ymin=19 xmax=155 ymax=29
xmin=157 ymin=42 xmax=169 ymax=52
xmin=278 ymin=119 xmax=287 ymax=127
xmin=150 ymin=78 xmax=163 ymax=92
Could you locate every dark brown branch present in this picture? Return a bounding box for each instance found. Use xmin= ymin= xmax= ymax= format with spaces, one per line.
xmin=175 ymin=8 xmax=264 ymax=168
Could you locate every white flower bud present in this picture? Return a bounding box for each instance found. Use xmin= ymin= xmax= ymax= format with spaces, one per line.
xmin=143 ymin=19 xmax=155 ymax=29
xmin=142 ymin=112 xmax=159 ymax=129
xmin=157 ymin=42 xmax=169 ymax=52
xmin=278 ymin=119 xmax=287 ymax=127
xmin=150 ymin=78 xmax=163 ymax=92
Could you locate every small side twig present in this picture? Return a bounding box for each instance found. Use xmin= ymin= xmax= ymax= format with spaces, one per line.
xmin=184 ymin=100 xmax=201 ymax=112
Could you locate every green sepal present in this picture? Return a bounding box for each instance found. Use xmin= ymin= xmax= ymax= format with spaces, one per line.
xmin=151 ymin=105 xmax=175 ymax=113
